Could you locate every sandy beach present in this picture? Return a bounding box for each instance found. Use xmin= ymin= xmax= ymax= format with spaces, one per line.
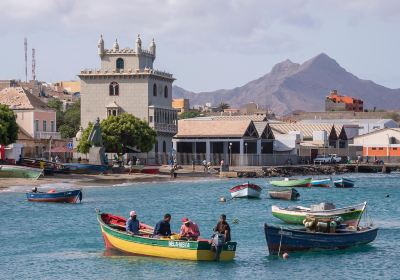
xmin=0 ymin=166 xmax=219 ymax=190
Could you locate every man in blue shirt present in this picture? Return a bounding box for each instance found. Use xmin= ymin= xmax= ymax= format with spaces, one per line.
xmin=126 ymin=210 xmax=140 ymax=235
xmin=153 ymin=213 xmax=172 ymax=237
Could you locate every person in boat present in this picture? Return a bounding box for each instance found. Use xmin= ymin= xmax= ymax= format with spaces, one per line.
xmin=154 ymin=214 xmax=172 ymax=237
xmin=31 ymin=187 xmax=38 ymax=193
xmin=213 ymin=214 xmax=231 ymax=242
xmin=179 ymin=217 xmax=200 ymax=240
xmin=126 ymin=210 xmax=140 ymax=235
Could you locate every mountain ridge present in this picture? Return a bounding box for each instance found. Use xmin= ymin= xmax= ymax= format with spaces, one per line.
xmin=172 ymin=53 xmax=400 ymax=114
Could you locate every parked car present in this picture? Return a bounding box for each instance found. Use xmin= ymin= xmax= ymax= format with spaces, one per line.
xmin=314 ymin=154 xmax=342 ymax=164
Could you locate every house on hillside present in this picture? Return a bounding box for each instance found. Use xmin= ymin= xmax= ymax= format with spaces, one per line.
xmin=325 ymin=90 xmax=363 ymax=112
xmin=0 ymin=87 xmax=64 ymax=158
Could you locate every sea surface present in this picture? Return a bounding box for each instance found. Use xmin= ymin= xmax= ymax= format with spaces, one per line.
xmin=1 ymin=173 xmax=399 ymax=280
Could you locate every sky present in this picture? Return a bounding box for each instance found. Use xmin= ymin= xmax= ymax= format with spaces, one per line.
xmin=0 ymin=0 xmax=400 ymax=92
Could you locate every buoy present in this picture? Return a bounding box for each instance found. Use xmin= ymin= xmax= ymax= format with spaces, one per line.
xmin=282 ymin=252 xmax=289 ymax=259
xmin=386 ymin=194 xmax=390 ymax=198
xmin=219 ymin=197 xmax=226 ymax=202
xmin=232 ymin=218 xmax=239 ymax=224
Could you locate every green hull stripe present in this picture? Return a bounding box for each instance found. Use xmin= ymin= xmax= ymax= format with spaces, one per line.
xmin=272 ymin=210 xmax=363 ymax=224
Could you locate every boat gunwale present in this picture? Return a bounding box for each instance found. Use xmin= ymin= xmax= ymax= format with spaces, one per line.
xmin=272 ymin=201 xmax=367 ymax=215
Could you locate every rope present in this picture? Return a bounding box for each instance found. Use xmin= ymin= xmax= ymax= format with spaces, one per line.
xmin=278 ymin=226 xmax=283 ymax=257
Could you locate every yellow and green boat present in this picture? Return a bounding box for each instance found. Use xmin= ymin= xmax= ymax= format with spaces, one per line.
xmin=97 ymin=211 xmax=237 ymax=261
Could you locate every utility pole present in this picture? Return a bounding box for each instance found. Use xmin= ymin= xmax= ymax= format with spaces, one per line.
xmin=24 ymin=38 xmax=28 ymax=82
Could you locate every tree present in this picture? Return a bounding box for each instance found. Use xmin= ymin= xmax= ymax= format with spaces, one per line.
xmin=179 ymin=110 xmax=201 ymax=119
xmin=47 ymin=98 xmax=81 ymax=139
xmin=101 ymin=113 xmax=157 ymax=152
xmin=0 ymin=104 xmax=19 ymax=145
xmin=217 ymin=102 xmax=230 ymax=111
xmin=77 ymin=113 xmax=157 ymax=154
xmin=383 ymin=112 xmax=400 ymax=122
xmin=77 ymin=122 xmax=93 ymax=154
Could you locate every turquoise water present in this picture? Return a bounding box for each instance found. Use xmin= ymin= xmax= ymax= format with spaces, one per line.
xmin=1 ymin=173 xmax=399 ymax=280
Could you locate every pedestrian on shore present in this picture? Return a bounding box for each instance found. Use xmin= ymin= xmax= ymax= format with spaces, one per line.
xmin=202 ymin=159 xmax=207 ymax=173
xmin=220 ymin=159 xmax=224 ymax=172
xmin=136 ymin=158 xmax=140 ymax=165
xmin=128 ymin=159 xmax=133 ymax=175
xmin=192 ymin=160 xmax=195 ymax=171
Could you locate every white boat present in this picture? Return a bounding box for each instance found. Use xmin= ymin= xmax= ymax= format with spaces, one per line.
xmin=230 ymin=182 xmax=262 ymax=198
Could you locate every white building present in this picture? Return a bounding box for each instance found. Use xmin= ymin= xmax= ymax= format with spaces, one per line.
xmin=78 ymin=35 xmax=177 ymax=154
xmin=298 ymin=119 xmax=398 ymax=137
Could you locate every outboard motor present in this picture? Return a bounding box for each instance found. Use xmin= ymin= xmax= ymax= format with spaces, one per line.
xmin=211 ymin=232 xmax=225 ymax=261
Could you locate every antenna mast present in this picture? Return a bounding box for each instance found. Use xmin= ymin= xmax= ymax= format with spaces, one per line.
xmin=32 ymin=48 xmax=36 ymax=81
xmin=24 ymin=37 xmax=28 ymax=82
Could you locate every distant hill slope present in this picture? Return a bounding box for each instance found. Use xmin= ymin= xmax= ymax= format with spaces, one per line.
xmin=172 ymin=53 xmax=400 ymax=114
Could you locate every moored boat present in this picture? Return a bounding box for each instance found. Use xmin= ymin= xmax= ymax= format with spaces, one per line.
xmin=97 ymin=211 xmax=237 ymax=261
xmin=264 ymin=223 xmax=378 ymax=255
xmin=141 ymin=165 xmax=160 ymax=174
xmin=334 ymin=178 xmax=355 ymax=188
xmin=271 ymin=201 xmax=367 ymax=227
xmin=26 ymin=189 xmax=83 ymax=203
xmin=62 ymin=163 xmax=108 ymax=174
xmin=268 ymin=188 xmax=299 ymax=200
xmin=0 ymin=165 xmax=43 ymax=180
xmin=270 ymin=178 xmax=312 ymax=188
xmin=311 ymin=178 xmax=331 ymax=188
xmin=230 ymin=182 xmax=262 ymax=198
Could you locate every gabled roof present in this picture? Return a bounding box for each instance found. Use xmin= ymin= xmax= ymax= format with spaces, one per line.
xmin=0 ymin=87 xmax=52 ymax=111
xmin=254 ymin=122 xmax=275 ymax=139
xmin=189 ymin=115 xmax=267 ymax=122
xmin=175 ymin=119 xmax=259 ymax=138
xmin=270 ymin=123 xmax=343 ymax=139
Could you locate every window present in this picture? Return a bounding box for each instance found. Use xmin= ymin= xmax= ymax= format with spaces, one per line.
xmin=109 ymin=82 xmax=119 ymax=96
xmin=164 ymin=86 xmax=168 ymax=98
xmin=155 ymin=141 xmax=158 ymax=153
xmin=50 ymin=121 xmax=54 ymax=132
xmin=149 ymin=116 xmax=153 ymax=123
xmin=163 ymin=140 xmax=166 ymax=153
xmin=371 ymin=147 xmax=376 ymax=150
xmin=43 ymin=120 xmax=47 ymax=132
xmin=35 ymin=120 xmax=39 ymax=131
xmin=378 ymin=147 xmax=384 ymax=150
xmin=107 ymin=109 xmax=118 ymax=117
xmin=393 ymin=148 xmax=397 ymax=150
xmin=153 ymin=83 xmax=157 ymax=96
xmin=116 ymin=58 xmax=124 ymax=70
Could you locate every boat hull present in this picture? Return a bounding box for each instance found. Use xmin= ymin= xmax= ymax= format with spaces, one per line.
xmin=264 ymin=223 xmax=378 ymax=255
xmin=0 ymin=165 xmax=42 ymax=180
xmin=26 ymin=189 xmax=82 ymax=203
xmin=271 ymin=202 xmax=366 ymax=227
xmin=334 ymin=178 xmax=355 ymax=188
xmin=98 ymin=213 xmax=237 ymax=261
xmin=230 ymin=183 xmax=262 ymax=198
xmin=269 ymin=188 xmax=299 ymax=200
xmin=311 ymin=178 xmax=331 ymax=188
xmin=270 ymin=178 xmax=312 ymax=188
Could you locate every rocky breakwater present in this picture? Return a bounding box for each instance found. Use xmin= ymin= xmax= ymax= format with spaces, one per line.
xmin=263 ymin=164 xmax=354 ymax=177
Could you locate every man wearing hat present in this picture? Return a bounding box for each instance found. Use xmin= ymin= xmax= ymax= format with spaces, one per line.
xmin=179 ymin=217 xmax=200 ymax=240
xmin=126 ymin=210 xmax=140 ymax=235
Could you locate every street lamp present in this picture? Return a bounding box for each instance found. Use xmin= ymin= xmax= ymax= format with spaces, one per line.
xmin=229 ymin=142 xmax=232 ymax=166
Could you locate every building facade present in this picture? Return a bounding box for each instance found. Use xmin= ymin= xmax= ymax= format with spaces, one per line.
xmin=172 ymin=98 xmax=190 ymax=114
xmin=325 ymin=90 xmax=363 ymax=112
xmin=79 ymin=35 xmax=177 ymax=154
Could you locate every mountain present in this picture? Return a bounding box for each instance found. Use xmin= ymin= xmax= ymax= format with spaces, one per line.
xmin=172 ymin=53 xmax=400 ymax=114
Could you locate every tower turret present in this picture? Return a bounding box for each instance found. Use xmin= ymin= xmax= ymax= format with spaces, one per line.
xmin=135 ymin=34 xmax=142 ymax=54
xmin=113 ymin=38 xmax=119 ymax=51
xmin=149 ymin=38 xmax=156 ymax=57
xmin=98 ymin=35 xmax=104 ymax=57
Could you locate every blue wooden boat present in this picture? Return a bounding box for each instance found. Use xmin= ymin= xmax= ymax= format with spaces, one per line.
xmin=334 ymin=178 xmax=355 ymax=188
xmin=62 ymin=163 xmax=108 ymax=174
xmin=311 ymin=178 xmax=331 ymax=188
xmin=264 ymin=223 xmax=378 ymax=255
xmin=26 ymin=189 xmax=83 ymax=203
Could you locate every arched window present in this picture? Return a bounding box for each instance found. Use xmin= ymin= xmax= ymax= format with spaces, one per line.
xmin=164 ymin=86 xmax=168 ymax=98
xmin=153 ymin=83 xmax=157 ymax=97
xmin=163 ymin=140 xmax=166 ymax=153
xmin=109 ymin=82 xmax=119 ymax=96
xmin=116 ymin=58 xmax=124 ymax=70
